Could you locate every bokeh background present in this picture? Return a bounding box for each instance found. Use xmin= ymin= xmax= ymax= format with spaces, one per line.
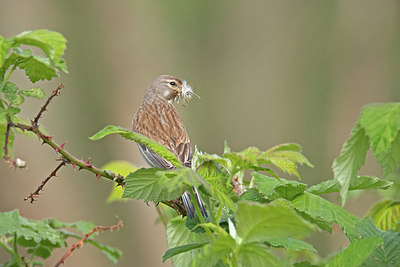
xmin=1 ymin=1 xmax=400 ymax=266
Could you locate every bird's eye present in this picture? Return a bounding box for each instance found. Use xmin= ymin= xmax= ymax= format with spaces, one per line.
xmin=169 ymin=81 xmax=176 ymax=86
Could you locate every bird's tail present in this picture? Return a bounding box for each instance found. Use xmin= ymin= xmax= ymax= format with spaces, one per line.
xmin=182 ymin=187 xmax=208 ymax=220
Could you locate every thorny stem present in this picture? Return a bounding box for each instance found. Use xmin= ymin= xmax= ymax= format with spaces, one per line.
xmin=32 ymin=84 xmax=63 ymax=128
xmin=3 ymin=120 xmax=14 ymax=166
xmin=55 ymin=218 xmax=123 ymax=267
xmin=24 ymin=161 xmax=66 ymax=203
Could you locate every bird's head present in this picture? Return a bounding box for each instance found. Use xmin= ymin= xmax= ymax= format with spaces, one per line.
xmin=145 ymin=75 xmax=199 ymax=104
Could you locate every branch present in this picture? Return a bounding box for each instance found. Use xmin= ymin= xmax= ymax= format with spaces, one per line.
xmin=32 ymin=84 xmax=64 ymax=128
xmin=3 ymin=121 xmax=14 ymax=167
xmin=24 ymin=161 xmax=66 ymax=203
xmin=54 ymin=218 xmax=123 ymax=267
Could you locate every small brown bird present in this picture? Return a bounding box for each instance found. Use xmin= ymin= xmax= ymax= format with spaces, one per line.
xmin=132 ymin=75 xmax=207 ymax=219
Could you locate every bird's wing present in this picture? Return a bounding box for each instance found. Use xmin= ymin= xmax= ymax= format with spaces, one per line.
xmin=132 ymin=99 xmax=193 ymax=168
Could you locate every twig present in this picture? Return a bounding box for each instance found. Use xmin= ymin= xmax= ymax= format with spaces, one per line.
xmin=32 ymin=84 xmax=64 ymax=127
xmin=54 ymin=218 xmax=123 ymax=267
xmin=24 ymin=161 xmax=66 ymax=203
xmin=3 ymin=121 xmax=14 ymax=167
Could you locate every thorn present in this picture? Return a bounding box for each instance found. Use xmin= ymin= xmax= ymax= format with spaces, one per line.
xmin=96 ymin=174 xmax=101 ymax=179
xmin=60 ymin=143 xmax=66 ymax=149
xmin=55 ymin=147 xmax=59 ymax=153
xmin=73 ymin=163 xmax=76 ymax=169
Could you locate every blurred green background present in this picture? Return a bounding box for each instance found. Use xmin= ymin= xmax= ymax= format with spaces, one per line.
xmin=1 ymin=1 xmax=400 ymax=266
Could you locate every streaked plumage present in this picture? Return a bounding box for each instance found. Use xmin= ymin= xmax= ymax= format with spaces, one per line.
xmin=132 ymin=75 xmax=207 ymax=219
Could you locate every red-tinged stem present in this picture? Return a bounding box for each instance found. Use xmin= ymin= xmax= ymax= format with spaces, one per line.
xmin=54 ymin=218 xmax=123 ymax=267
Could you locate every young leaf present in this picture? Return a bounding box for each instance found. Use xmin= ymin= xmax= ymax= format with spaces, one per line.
xmin=47 ymin=218 xmax=95 ymax=234
xmin=360 ymin=103 xmax=400 ymax=155
xmin=367 ymin=199 xmax=400 ymax=232
xmin=236 ymin=201 xmax=314 ymax=243
xmin=307 ymin=176 xmax=393 ymax=195
xmin=90 ymin=125 xmax=181 ymax=167
xmin=0 ymin=34 xmax=11 ymax=67
xmin=356 ymin=217 xmax=400 ymax=266
xmin=163 ymin=243 xmax=208 ymax=262
xmin=290 ymin=193 xmax=360 ymax=239
xmin=19 ymin=88 xmax=46 ymax=99
xmin=237 ymin=243 xmax=280 ymax=267
xmin=13 ymin=30 xmax=67 ymax=62
xmin=332 ymin=123 xmax=370 ymax=205
xmin=325 ymin=236 xmax=382 ymax=267
xmin=166 ymin=217 xmax=209 ymax=267
xmin=253 ymin=172 xmax=307 ymax=200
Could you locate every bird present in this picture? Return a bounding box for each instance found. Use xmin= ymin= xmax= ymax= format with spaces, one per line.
xmin=132 ymin=75 xmax=207 ymax=219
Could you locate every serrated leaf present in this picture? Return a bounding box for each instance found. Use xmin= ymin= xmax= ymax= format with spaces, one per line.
xmin=265 ymin=143 xmax=302 ymax=153
xmin=191 ymin=233 xmax=235 ymax=267
xmin=122 ymin=167 xmax=208 ymax=202
xmin=163 ymin=243 xmax=208 ymax=262
xmin=367 ymin=199 xmax=400 ymax=232
xmin=325 ymin=236 xmax=382 ymax=267
xmin=307 ymin=176 xmax=393 ymax=195
xmin=376 ymin=132 xmax=400 ymax=176
xmin=356 ymin=217 xmax=400 ymax=266
xmin=166 ymin=217 xmax=209 ymax=266
xmin=332 ymin=123 xmax=370 ymax=205
xmin=19 ymin=88 xmax=46 ymax=99
xmin=360 ymin=103 xmax=400 ymax=155
xmin=0 ymin=35 xmax=11 ymax=67
xmin=266 ymin=237 xmax=317 ymax=252
xmin=236 ymin=201 xmax=314 ymax=243
xmin=253 ymin=172 xmax=307 ymax=200
xmin=101 ymin=161 xmax=137 ymax=203
xmin=3 ymin=50 xmax=58 ymax=82
xmin=90 ymin=125 xmax=181 ymax=167
xmin=237 ymin=243 xmax=280 ymax=267
xmin=13 ymin=30 xmax=67 ymax=62
xmin=290 ymin=193 xmax=360 ymax=240
xmin=239 ymin=188 xmax=268 ymax=203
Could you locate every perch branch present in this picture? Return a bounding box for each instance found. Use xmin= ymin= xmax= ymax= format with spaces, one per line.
xmin=32 ymin=84 xmax=64 ymax=128
xmin=55 ymin=217 xmax=123 ymax=267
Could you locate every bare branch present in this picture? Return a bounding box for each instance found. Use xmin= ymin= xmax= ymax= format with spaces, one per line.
xmin=33 ymin=84 xmax=64 ymax=127
xmin=55 ymin=218 xmax=123 ymax=267
xmin=24 ymin=161 xmax=66 ymax=203
xmin=3 ymin=121 xmax=14 ymax=167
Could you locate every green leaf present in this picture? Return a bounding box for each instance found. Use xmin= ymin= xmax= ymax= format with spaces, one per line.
xmin=332 ymin=123 xmax=370 ymax=205
xmin=253 ymin=172 xmax=307 ymax=200
xmin=325 ymin=236 xmax=383 ymax=267
xmin=90 ymin=125 xmax=181 ymax=167
xmin=307 ymin=176 xmax=393 ymax=195
xmin=122 ymin=167 xmax=208 ymax=202
xmin=13 ymin=30 xmax=67 ymax=62
xmin=237 ymin=243 xmax=280 ymax=267
xmin=376 ymin=132 xmax=400 ymax=176
xmin=197 ymin=161 xmax=236 ymax=211
xmin=0 ymin=35 xmax=12 ymax=67
xmin=101 ymin=161 xmax=137 ymax=203
xmin=19 ymin=88 xmax=46 ymax=99
xmin=356 ymin=217 xmax=400 ymax=266
xmin=191 ymin=233 xmax=235 ymax=267
xmin=290 ymin=193 xmax=360 ymax=239
xmin=265 ymin=143 xmax=302 ymax=153
xmin=0 ymin=124 xmax=14 ymax=158
xmin=2 ymin=49 xmax=58 ymax=82
xmin=163 ymin=243 xmax=208 ymax=262
xmin=236 ymin=201 xmax=314 ymax=243
xmin=239 ymin=188 xmax=268 ymax=203
xmin=360 ymin=103 xmax=400 ymax=155
xmin=47 ymin=218 xmax=95 ymax=234
xmin=166 ymin=217 xmax=209 ymax=266
xmin=266 ymin=237 xmax=317 ymax=252
xmin=367 ymin=199 xmax=400 ymax=232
